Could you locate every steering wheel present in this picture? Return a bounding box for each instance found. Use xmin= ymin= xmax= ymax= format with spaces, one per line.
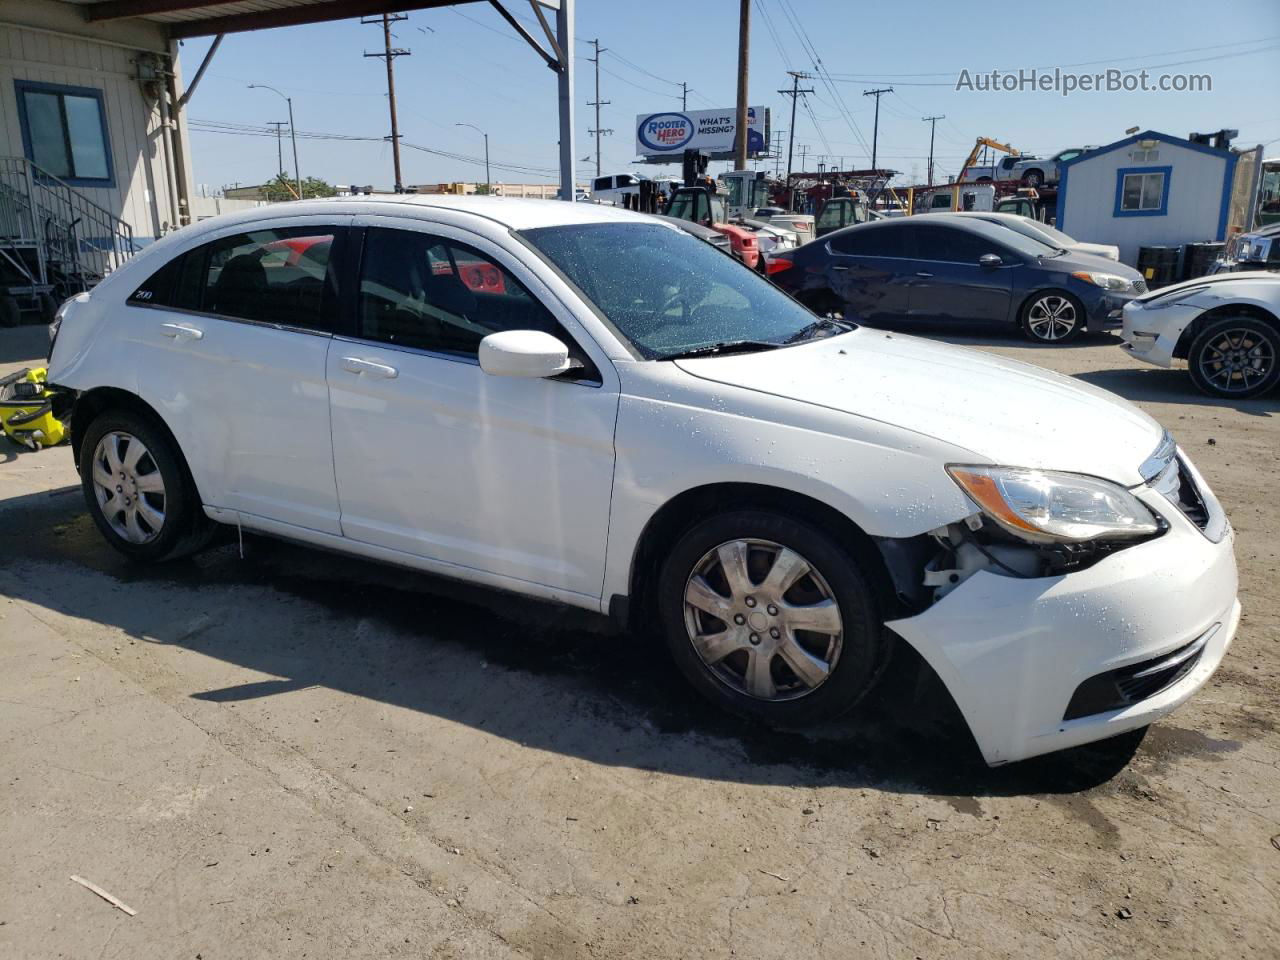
xmin=656 ymin=291 xmax=691 ymax=324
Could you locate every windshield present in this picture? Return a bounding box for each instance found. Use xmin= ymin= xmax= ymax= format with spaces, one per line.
xmin=521 ymin=222 xmax=840 ymax=359
xmin=973 ymin=219 xmax=1061 ymax=258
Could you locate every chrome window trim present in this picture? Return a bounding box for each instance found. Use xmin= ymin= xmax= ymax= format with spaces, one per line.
xmin=124 ymin=301 xmax=335 ymax=339
xmin=331 ymin=334 xmax=603 ymax=389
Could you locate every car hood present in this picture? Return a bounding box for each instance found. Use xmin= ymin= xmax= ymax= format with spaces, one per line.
xmin=675 ymin=329 xmax=1164 ymax=486
xmin=1071 ymin=241 xmax=1120 ymax=261
xmin=1048 ymin=249 xmax=1144 ymax=278
xmin=1132 ymin=269 xmax=1280 ymax=303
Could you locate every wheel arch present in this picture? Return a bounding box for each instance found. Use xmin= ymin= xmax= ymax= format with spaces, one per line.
xmin=1171 ymin=302 xmax=1280 ymax=360
xmin=620 ymin=481 xmax=898 ymax=633
xmin=70 ymin=387 xmax=203 ymax=502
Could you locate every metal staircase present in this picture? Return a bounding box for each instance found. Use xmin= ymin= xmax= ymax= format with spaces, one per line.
xmin=0 ymin=156 xmax=137 ymax=324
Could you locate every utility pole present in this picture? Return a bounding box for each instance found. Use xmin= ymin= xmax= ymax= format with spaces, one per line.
xmin=771 ymin=128 xmax=786 ymax=178
xmin=586 ymin=38 xmax=612 ymax=178
xmin=777 ymin=71 xmax=814 ymax=190
xmin=798 ymin=143 xmax=809 ymax=172
xmin=862 ymin=87 xmax=892 ymax=171
xmin=267 ymin=121 xmax=286 ymax=176
xmin=681 ymin=81 xmax=688 ymax=111
xmin=921 ymin=114 xmax=944 ymax=185
xmin=363 ymin=13 xmax=409 ymax=192
xmin=733 ymin=0 xmax=750 ymax=170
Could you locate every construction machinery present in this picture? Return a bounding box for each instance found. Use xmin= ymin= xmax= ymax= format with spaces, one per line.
xmin=957 ymin=137 xmax=1020 ymax=183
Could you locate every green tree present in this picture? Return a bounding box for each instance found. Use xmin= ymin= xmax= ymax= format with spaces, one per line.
xmin=262 ymin=173 xmax=337 ymax=202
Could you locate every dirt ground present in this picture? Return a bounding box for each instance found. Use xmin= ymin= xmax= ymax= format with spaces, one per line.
xmin=1 ymin=320 xmax=1277 ymax=960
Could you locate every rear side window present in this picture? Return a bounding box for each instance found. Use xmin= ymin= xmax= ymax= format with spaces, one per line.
xmin=127 ymin=255 xmax=184 ymax=306
xmin=159 ymin=227 xmax=340 ymax=330
xmin=830 ymin=225 xmax=909 ymax=258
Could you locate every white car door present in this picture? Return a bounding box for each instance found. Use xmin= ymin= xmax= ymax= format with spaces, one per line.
xmin=120 ymin=219 xmax=349 ymax=534
xmin=326 ymin=219 xmax=619 ymax=600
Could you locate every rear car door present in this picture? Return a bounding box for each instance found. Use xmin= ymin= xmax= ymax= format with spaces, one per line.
xmin=907 ymin=224 xmax=1014 ymax=324
xmin=825 ymin=224 xmax=913 ymax=322
xmin=325 ymin=220 xmax=619 ymax=599
xmin=121 ymin=219 xmax=349 ymax=533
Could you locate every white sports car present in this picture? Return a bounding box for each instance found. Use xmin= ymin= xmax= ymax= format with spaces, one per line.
xmin=1121 ymin=271 xmax=1280 ymax=398
xmin=47 ymin=196 xmax=1238 ymax=766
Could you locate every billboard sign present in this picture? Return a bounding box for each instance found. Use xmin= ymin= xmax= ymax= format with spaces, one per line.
xmin=635 ymin=107 xmax=767 ymax=160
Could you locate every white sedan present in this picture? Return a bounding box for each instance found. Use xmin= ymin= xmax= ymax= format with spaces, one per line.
xmin=1121 ymin=271 xmax=1280 ymax=398
xmin=47 ymin=196 xmax=1239 ymax=766
xmin=950 ymin=211 xmax=1121 ymax=261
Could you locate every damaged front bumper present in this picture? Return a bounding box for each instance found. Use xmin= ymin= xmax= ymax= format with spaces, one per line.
xmin=884 ymin=481 xmax=1238 ymax=766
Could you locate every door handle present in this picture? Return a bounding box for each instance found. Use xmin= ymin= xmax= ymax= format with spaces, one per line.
xmin=915 ymin=272 xmax=934 ymax=278
xmin=831 ymin=265 xmax=849 ymax=271
xmin=160 ymin=322 xmax=203 ymax=340
xmin=340 ymin=356 xmax=399 ymax=379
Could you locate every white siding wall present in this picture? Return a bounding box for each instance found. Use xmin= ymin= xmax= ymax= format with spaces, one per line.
xmin=0 ymin=18 xmax=178 ymax=244
xmin=1059 ymin=138 xmax=1229 ymax=267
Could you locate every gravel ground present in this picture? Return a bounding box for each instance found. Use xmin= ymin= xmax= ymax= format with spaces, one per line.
xmin=1 ymin=322 xmax=1277 ymax=959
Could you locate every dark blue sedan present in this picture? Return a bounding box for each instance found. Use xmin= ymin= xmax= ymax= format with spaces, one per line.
xmin=769 ymin=216 xmax=1147 ymax=343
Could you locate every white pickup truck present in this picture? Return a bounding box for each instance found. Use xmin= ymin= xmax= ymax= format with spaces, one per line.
xmin=1008 ymin=147 xmax=1093 ymax=186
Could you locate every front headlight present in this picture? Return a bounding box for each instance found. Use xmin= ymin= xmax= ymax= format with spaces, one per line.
xmin=947 ymin=465 xmax=1160 ymax=544
xmin=1071 ymin=271 xmax=1132 ymax=291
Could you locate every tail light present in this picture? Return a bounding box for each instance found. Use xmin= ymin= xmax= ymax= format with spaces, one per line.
xmin=766 ymin=256 xmax=795 ymax=275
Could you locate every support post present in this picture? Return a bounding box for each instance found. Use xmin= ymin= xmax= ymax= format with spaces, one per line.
xmin=733 ymin=0 xmax=749 ymax=170
xmin=556 ymin=0 xmax=575 ymax=201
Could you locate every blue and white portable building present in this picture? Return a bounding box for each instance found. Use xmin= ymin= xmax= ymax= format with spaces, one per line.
xmin=1055 ymin=130 xmax=1237 ymax=267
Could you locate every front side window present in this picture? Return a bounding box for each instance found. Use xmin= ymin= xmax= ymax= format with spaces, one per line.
xmin=15 ymin=82 xmax=112 ymax=185
xmin=160 ymin=227 xmax=339 ymax=330
xmin=915 ymin=225 xmax=1009 ymax=263
xmin=1119 ymin=169 xmax=1169 ymax=214
xmin=358 ymin=228 xmax=577 ymax=362
xmin=523 ymin=222 xmax=838 ymax=360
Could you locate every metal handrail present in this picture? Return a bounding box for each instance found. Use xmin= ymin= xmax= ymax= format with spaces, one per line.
xmin=0 ymin=156 xmax=136 ymax=295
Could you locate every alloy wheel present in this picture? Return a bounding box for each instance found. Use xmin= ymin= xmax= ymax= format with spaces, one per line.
xmin=682 ymin=538 xmax=843 ymax=701
xmin=1196 ymin=328 xmax=1276 ymax=395
xmin=90 ymin=431 xmax=167 ymax=544
xmin=1026 ymin=295 xmax=1078 ymax=341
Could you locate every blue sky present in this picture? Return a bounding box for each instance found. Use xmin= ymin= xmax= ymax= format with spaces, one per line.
xmin=180 ymin=0 xmax=1280 ymax=193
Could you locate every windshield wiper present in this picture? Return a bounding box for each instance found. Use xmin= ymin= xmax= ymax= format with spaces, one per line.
xmin=660 ymin=340 xmax=783 ymax=361
xmin=784 ymin=316 xmax=854 ymax=343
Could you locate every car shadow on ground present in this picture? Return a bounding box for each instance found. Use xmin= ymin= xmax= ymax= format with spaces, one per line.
xmin=3 ymin=487 xmax=1156 ymax=805
xmin=1071 ymin=367 xmax=1279 ymax=416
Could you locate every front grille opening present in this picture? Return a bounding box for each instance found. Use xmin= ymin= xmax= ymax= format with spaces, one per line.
xmin=1063 ymin=629 xmax=1213 ymax=721
xmin=1174 ymin=459 xmax=1210 ymax=530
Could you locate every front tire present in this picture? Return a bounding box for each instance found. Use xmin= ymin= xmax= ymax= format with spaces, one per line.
xmin=80 ymin=410 xmax=214 ymax=562
xmin=1022 ymin=169 xmax=1044 ymax=187
xmin=657 ymin=510 xmax=887 ymax=726
xmin=1187 ymin=316 xmax=1280 ymax=398
xmin=1021 ymin=290 xmax=1085 ymax=343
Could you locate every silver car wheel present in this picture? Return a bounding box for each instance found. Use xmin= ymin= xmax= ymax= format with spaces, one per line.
xmin=682 ymin=538 xmax=844 ymax=701
xmin=1197 ymin=328 xmax=1276 ymax=394
xmin=1026 ymin=295 xmax=1078 ymax=341
xmin=90 ymin=431 xmax=167 ymax=544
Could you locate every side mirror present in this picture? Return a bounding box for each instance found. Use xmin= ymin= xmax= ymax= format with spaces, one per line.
xmin=478 ymin=329 xmax=575 ymax=379
xmin=979 ymin=253 xmax=1003 ymax=269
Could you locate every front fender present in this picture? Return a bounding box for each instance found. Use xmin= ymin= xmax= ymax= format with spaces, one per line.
xmin=599 ymin=379 xmax=976 ymax=611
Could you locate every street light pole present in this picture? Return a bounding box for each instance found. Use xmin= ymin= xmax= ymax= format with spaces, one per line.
xmin=455 ymin=122 xmax=490 ymax=194
xmin=249 ymin=84 xmax=302 ymax=200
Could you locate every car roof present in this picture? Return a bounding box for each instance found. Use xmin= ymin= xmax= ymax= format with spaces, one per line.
xmin=194 ymin=194 xmax=651 ymax=233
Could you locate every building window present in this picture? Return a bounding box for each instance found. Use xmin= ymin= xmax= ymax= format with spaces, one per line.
xmin=1114 ymin=165 xmax=1172 ymax=217
xmin=14 ymin=81 xmax=114 ymax=186
xmin=1131 ymin=148 xmax=1160 ymax=162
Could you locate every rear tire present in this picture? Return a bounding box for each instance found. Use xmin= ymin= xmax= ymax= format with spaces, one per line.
xmin=1022 ymin=169 xmax=1044 ymax=187
xmin=80 ymin=409 xmax=215 ymax=562
xmin=656 ymin=510 xmax=888 ymax=726
xmin=1187 ymin=315 xmax=1280 ymax=398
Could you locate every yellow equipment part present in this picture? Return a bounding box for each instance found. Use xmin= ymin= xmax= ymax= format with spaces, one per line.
xmin=0 ymin=367 xmax=68 ymax=450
